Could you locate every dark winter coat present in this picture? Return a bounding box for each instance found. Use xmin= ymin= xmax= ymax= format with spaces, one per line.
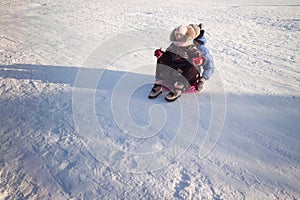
xmin=155 ymin=25 xmax=202 ymax=87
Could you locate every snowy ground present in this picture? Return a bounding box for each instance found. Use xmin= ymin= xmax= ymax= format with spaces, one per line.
xmin=1 ymin=0 xmax=300 ymax=199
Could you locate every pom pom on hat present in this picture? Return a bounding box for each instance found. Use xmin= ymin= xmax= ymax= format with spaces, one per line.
xmin=175 ymin=25 xmax=188 ymax=36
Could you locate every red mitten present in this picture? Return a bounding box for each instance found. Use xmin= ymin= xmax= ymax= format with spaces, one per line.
xmin=193 ymin=55 xmax=204 ymax=66
xmin=154 ymin=48 xmax=163 ymax=59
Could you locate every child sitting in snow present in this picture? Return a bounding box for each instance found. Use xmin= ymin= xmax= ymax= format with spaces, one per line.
xmin=192 ymin=23 xmax=215 ymax=91
xmin=148 ymin=24 xmax=204 ymax=101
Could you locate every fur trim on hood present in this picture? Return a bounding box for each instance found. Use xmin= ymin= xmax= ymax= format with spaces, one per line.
xmin=170 ymin=24 xmax=200 ymax=46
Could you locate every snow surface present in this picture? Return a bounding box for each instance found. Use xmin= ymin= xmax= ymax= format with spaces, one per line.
xmin=1 ymin=0 xmax=300 ymax=199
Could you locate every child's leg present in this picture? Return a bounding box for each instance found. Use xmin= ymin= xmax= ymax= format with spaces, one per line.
xmin=184 ymin=67 xmax=200 ymax=87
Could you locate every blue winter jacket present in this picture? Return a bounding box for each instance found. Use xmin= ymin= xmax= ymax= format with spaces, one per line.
xmin=194 ymin=35 xmax=215 ymax=80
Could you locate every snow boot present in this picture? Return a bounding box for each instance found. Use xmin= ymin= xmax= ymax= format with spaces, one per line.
xmin=148 ymin=84 xmax=162 ymax=99
xmin=165 ymin=90 xmax=182 ymax=102
xmin=165 ymin=81 xmax=184 ymax=102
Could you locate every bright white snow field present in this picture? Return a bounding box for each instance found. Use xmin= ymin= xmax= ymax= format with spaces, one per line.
xmin=0 ymin=0 xmax=299 ymax=199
